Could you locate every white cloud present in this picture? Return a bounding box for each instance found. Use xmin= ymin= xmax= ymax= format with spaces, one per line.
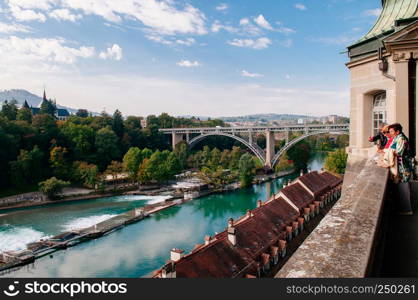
xmin=6 ymin=0 xmax=207 ymax=35
xmin=0 ymin=21 xmax=31 ymax=33
xmin=145 ymin=35 xmax=195 ymax=47
xmin=49 ymin=8 xmax=82 ymax=22
xmin=9 ymin=5 xmax=46 ymax=22
xmin=242 ymin=70 xmax=263 ymax=78
xmin=176 ymin=60 xmax=201 ymax=67
xmin=311 ymin=36 xmax=357 ymax=45
xmin=175 ymin=38 xmax=195 ymax=46
xmin=239 ymin=18 xmax=249 ymax=26
xmin=363 ymin=8 xmax=381 ymax=17
xmin=277 ymin=26 xmax=295 ymax=35
xmin=99 ymin=44 xmax=122 ymax=61
xmin=145 ymin=35 xmax=173 ymax=45
xmin=254 ymin=15 xmax=273 ymax=30
xmin=215 ymin=3 xmax=228 ymax=11
xmin=0 ymin=36 xmax=95 ymax=65
xmin=228 ymin=37 xmax=271 ymax=50
xmin=211 ymin=20 xmax=238 ymax=33
xmin=7 ymin=0 xmax=54 ymax=10
xmin=285 ymin=74 xmax=291 ymax=80
xmin=294 ymin=4 xmax=307 ymax=11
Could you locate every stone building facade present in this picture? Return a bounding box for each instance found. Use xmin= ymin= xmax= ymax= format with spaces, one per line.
xmin=347 ymin=0 xmax=418 ymax=159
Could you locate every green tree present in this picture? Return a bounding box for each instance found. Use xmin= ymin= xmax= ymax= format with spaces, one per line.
xmin=144 ymin=150 xmax=172 ymax=183
xmin=50 ymin=146 xmax=71 ymax=180
xmin=123 ymin=147 xmax=143 ymax=181
xmin=32 ymin=114 xmax=58 ymax=150
xmin=209 ymin=148 xmax=221 ymax=169
xmin=201 ymin=146 xmax=211 ymax=167
xmin=324 ymin=148 xmax=348 ymax=174
xmin=61 ymin=123 xmax=95 ymax=161
xmin=1 ymin=100 xmax=18 ymax=120
xmin=198 ymin=166 xmax=234 ymax=191
xmin=238 ymin=153 xmax=256 ymax=187
xmin=39 ymin=177 xmax=70 ymax=199
xmin=9 ymin=146 xmax=43 ymax=187
xmin=76 ymin=109 xmax=89 ymax=118
xmin=287 ymin=140 xmax=311 ymax=170
xmin=112 ymin=109 xmax=125 ymax=138
xmin=17 ymin=107 xmax=32 ymax=123
xmin=95 ymin=127 xmax=120 ymax=170
xmin=174 ymin=141 xmax=188 ymax=170
xmin=137 ymin=158 xmax=152 ymax=185
xmin=274 ymin=152 xmax=294 ymax=173
xmin=229 ymin=146 xmax=242 ymax=170
xmin=219 ymin=149 xmax=231 ymax=169
xmin=141 ymin=148 xmax=153 ymax=160
xmin=165 ymin=152 xmax=182 ymax=179
xmin=123 ymin=116 xmax=143 ymax=149
xmin=73 ymin=161 xmax=99 ymax=188
xmin=40 ymin=99 xmax=56 ymax=116
xmin=105 ymin=160 xmax=124 ymax=180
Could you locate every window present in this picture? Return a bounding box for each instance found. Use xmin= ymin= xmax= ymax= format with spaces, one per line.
xmin=372 ymin=92 xmax=387 ymax=135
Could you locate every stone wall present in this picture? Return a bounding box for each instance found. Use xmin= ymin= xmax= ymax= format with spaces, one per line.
xmin=276 ymin=152 xmax=389 ymax=278
xmin=0 ymin=192 xmax=45 ymax=209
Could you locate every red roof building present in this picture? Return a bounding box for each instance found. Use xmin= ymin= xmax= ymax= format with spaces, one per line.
xmin=154 ymin=171 xmax=343 ymax=278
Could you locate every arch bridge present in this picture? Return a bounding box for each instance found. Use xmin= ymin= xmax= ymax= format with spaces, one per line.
xmin=159 ymin=124 xmax=349 ymax=169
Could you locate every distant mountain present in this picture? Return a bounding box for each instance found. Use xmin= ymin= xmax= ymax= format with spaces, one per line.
xmin=0 ymin=89 xmax=78 ymax=114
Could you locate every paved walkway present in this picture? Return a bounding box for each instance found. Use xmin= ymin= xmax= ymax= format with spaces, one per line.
xmin=377 ymin=181 xmax=418 ymax=277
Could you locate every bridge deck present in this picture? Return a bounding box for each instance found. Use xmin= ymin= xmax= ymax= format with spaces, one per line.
xmin=159 ymin=124 xmax=350 ymax=134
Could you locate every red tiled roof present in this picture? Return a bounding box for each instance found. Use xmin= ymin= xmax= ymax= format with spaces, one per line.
xmin=281 ymin=182 xmax=314 ymax=211
xmin=157 ymin=172 xmax=342 ymax=278
xmin=298 ymin=171 xmax=330 ymax=195
xmin=175 ymin=239 xmax=256 ymax=278
xmin=172 ymin=196 xmax=299 ymax=278
xmin=319 ymin=171 xmax=343 ymax=188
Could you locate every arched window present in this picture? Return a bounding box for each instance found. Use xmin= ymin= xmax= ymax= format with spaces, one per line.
xmin=372 ymin=92 xmax=387 ymax=135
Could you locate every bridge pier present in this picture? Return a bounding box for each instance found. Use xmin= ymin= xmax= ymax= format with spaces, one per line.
xmin=172 ymin=133 xmax=184 ymax=150
xmin=265 ymin=130 xmax=275 ymax=169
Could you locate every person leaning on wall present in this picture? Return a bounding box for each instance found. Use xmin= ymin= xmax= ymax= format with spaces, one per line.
xmin=368 ymin=122 xmax=388 ymax=150
xmin=387 ymin=123 xmax=414 ymax=216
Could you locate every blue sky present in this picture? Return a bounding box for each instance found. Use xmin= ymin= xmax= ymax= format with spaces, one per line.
xmin=0 ymin=0 xmax=383 ymax=117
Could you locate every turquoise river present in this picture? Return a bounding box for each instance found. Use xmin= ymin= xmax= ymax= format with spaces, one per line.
xmin=0 ymin=153 xmax=326 ymax=278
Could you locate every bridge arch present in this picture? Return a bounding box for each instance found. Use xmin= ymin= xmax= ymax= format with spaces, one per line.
xmin=188 ymin=133 xmax=266 ymax=165
xmin=271 ymin=131 xmax=349 ymax=168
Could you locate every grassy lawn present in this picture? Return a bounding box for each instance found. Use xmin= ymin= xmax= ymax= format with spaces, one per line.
xmin=0 ymin=184 xmax=39 ymax=198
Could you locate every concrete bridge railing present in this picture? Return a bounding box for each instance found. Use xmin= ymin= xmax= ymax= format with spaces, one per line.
xmin=276 ymin=150 xmax=389 ymax=277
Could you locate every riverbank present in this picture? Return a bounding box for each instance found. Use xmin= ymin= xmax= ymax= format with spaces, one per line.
xmin=0 ymin=169 xmax=296 ymax=273
xmin=0 ymin=168 xmax=295 ymax=212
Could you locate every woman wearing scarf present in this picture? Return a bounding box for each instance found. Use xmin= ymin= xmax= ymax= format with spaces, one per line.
xmin=388 ymin=123 xmax=413 ymax=215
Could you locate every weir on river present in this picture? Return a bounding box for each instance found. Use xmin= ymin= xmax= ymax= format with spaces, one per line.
xmin=0 ymin=153 xmax=326 ymax=278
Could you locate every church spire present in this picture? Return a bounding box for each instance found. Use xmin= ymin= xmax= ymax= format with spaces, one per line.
xmin=23 ymin=99 xmax=30 ymax=109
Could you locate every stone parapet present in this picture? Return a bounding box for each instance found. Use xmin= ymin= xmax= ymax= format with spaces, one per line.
xmin=276 ymin=153 xmax=389 ymax=278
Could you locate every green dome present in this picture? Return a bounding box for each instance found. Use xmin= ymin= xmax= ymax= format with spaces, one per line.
xmin=356 ymin=0 xmax=418 ymax=44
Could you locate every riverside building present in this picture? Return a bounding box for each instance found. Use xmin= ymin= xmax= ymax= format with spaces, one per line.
xmin=152 ymin=171 xmax=342 ymax=278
